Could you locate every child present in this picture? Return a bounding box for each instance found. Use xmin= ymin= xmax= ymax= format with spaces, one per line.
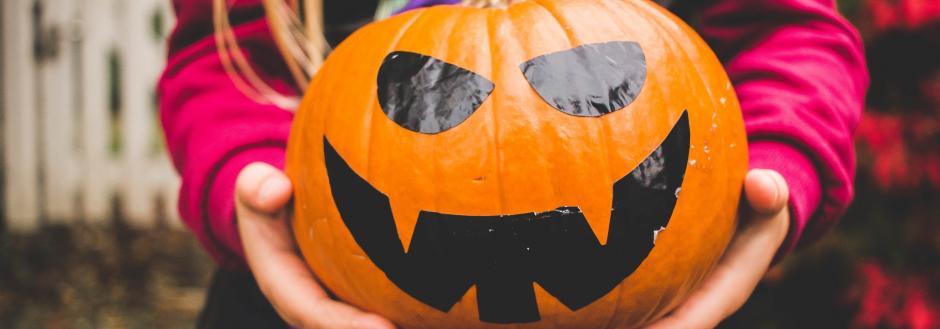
xmin=158 ymin=0 xmax=867 ymax=328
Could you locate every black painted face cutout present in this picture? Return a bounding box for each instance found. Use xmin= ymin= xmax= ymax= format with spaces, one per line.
xmin=520 ymin=41 xmax=647 ymax=117
xmin=377 ymin=51 xmax=495 ymax=134
xmin=323 ymin=111 xmax=690 ymax=324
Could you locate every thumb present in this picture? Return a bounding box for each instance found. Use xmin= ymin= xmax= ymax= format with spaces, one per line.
xmin=744 ymin=169 xmax=789 ymax=215
xmin=236 ymin=162 xmax=293 ymax=214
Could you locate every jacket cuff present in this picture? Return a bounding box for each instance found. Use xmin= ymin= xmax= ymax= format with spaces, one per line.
xmin=206 ymin=146 xmax=286 ymax=269
xmin=747 ymin=140 xmax=822 ymax=260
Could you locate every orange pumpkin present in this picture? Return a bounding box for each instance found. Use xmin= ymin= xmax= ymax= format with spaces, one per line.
xmin=285 ymin=0 xmax=747 ymax=327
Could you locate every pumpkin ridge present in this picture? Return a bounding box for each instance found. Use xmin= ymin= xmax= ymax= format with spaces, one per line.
xmin=428 ymin=9 xmax=468 ymax=215
xmin=381 ymin=10 xmax=427 ymax=61
xmin=652 ymin=5 xmax=719 ymax=175
xmin=338 ymin=35 xmax=374 ymax=309
xmin=366 ymin=8 xmax=424 ymax=188
xmin=506 ymin=5 xmax=561 ymax=215
xmin=485 ymin=9 xmax=508 ymax=215
xmin=309 ymin=33 xmax=344 ymax=293
xmin=522 ymin=0 xmax=578 ymax=211
xmin=577 ymin=0 xmax=628 ymax=246
xmin=631 ymin=0 xmax=714 ymax=129
xmin=369 ymin=9 xmax=429 ymax=222
xmin=596 ymin=0 xmax=638 ymax=42
xmin=592 ymin=0 xmax=636 ymax=196
xmin=530 ymin=0 xmax=578 ymax=50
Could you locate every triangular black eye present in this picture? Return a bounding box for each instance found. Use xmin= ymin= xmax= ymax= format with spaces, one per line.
xmin=520 ymin=41 xmax=647 ymax=117
xmin=377 ymin=51 xmax=495 ymax=134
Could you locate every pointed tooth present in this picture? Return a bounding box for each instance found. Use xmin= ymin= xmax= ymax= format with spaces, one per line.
xmin=580 ymin=201 xmax=612 ymax=246
xmin=577 ymin=186 xmax=615 ymax=245
xmin=390 ymin=203 xmax=422 ymax=253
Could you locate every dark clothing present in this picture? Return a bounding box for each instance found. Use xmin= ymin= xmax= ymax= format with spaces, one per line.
xmin=197 ymin=270 xmax=288 ymax=329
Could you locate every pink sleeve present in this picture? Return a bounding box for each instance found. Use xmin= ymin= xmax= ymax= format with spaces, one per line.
xmin=158 ymin=0 xmax=295 ymax=268
xmin=698 ymin=0 xmax=869 ymax=257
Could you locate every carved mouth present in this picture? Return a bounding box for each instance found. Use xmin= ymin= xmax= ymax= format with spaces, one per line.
xmin=323 ymin=111 xmax=690 ymax=324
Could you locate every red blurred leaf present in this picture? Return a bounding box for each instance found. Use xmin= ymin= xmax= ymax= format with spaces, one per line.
xmin=865 ymin=0 xmax=940 ymax=31
xmin=851 ymin=262 xmax=939 ymax=329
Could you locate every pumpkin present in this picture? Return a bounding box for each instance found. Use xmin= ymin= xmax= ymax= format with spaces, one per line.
xmin=285 ymin=0 xmax=747 ymax=327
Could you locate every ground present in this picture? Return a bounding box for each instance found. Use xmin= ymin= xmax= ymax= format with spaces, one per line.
xmin=0 ymin=223 xmax=214 ymax=329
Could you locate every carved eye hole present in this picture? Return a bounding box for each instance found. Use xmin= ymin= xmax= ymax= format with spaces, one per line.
xmin=377 ymin=51 xmax=495 ymax=134
xmin=520 ymin=41 xmax=647 ymax=117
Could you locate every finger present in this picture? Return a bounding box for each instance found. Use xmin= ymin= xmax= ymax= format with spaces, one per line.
xmin=644 ymin=196 xmax=789 ymax=328
xmin=236 ymin=165 xmax=394 ymax=329
xmin=238 ymin=199 xmax=394 ymax=329
xmin=743 ymin=169 xmax=789 ymax=215
xmin=236 ymin=162 xmax=293 ymax=214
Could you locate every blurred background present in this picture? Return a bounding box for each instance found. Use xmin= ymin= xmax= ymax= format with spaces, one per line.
xmin=0 ymin=0 xmax=937 ymax=328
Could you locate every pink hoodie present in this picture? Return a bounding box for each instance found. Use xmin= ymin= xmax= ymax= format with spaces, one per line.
xmin=159 ymin=0 xmax=868 ymax=268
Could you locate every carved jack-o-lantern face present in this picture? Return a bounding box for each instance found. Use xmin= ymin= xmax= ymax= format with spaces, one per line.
xmin=287 ymin=1 xmax=747 ymax=328
xmin=326 ymin=41 xmax=689 ymax=324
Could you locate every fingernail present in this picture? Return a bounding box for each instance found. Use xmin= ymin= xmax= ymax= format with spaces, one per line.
xmin=258 ymin=174 xmax=290 ymax=203
xmin=759 ymin=170 xmax=780 ymax=206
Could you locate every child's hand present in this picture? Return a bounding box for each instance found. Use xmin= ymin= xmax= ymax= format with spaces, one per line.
xmin=235 ymin=163 xmax=396 ymax=329
xmin=643 ymin=169 xmax=791 ymax=329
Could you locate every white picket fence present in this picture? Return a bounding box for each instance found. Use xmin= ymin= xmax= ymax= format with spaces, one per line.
xmin=2 ymin=0 xmax=182 ymax=232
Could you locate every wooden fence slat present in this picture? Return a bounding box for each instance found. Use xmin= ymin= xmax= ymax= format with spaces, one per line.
xmin=119 ymin=0 xmax=164 ymax=227
xmin=39 ymin=0 xmax=79 ymax=223
xmin=79 ymin=0 xmax=116 ymax=224
xmin=119 ymin=0 xmax=152 ymax=227
xmin=2 ymin=0 xmax=42 ymax=231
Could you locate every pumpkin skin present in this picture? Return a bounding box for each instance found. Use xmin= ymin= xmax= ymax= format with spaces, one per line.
xmin=285 ymin=0 xmax=748 ymax=328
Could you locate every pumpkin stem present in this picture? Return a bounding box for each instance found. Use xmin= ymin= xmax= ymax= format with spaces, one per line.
xmin=461 ymin=0 xmax=524 ymax=9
